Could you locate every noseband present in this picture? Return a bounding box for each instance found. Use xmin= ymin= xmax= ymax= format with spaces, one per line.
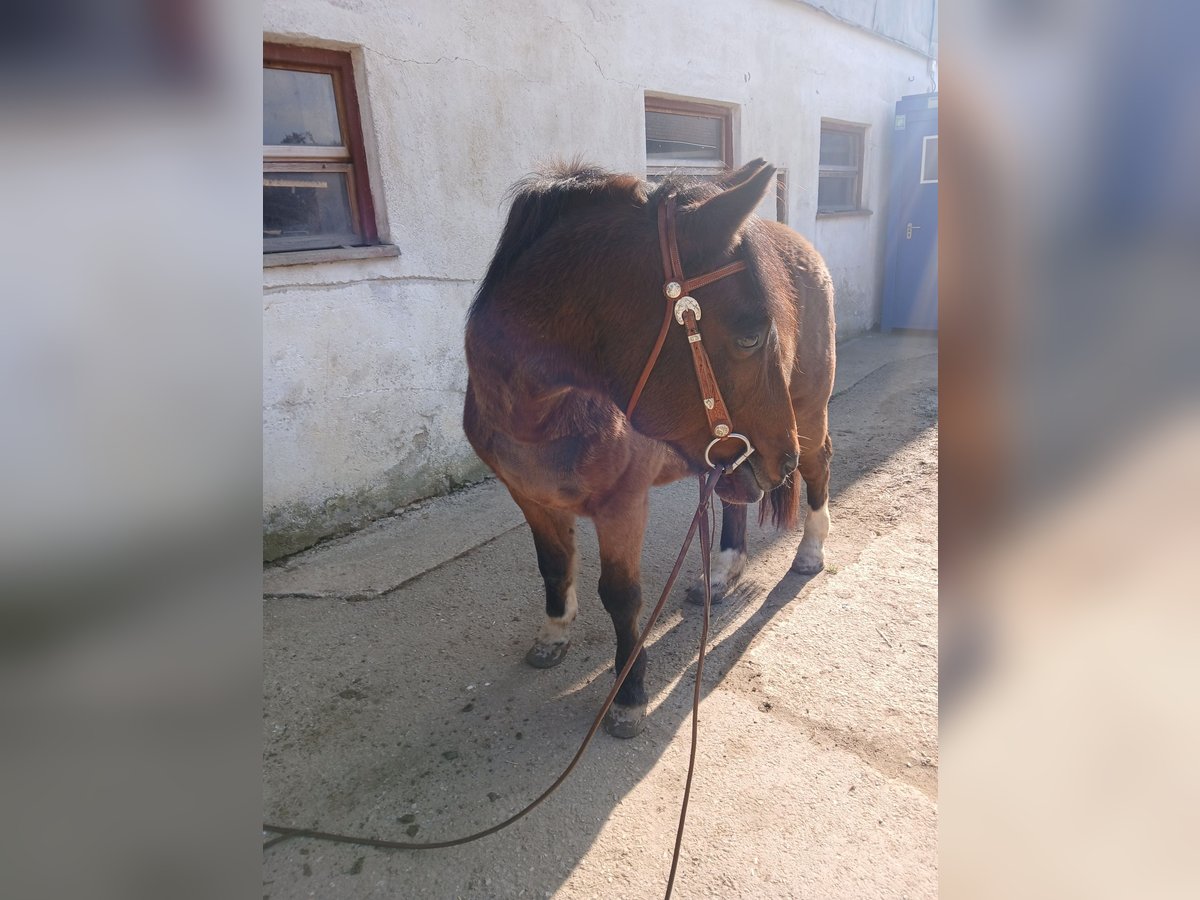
xmin=625 ymin=194 xmax=756 ymax=472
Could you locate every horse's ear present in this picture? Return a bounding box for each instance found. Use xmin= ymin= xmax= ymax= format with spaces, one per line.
xmin=685 ymin=162 xmax=777 ymax=257
xmin=717 ymin=158 xmax=769 ymax=190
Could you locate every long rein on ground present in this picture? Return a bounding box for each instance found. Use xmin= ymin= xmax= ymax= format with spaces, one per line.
xmin=263 ymin=195 xmax=755 ymax=899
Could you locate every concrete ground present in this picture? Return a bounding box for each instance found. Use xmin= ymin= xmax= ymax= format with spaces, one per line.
xmin=263 ymin=332 xmax=938 ymax=899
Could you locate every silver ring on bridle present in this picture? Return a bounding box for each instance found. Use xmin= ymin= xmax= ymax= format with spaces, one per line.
xmin=705 ymin=433 xmax=755 ymax=472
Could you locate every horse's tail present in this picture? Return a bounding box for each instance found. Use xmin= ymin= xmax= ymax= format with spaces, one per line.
xmin=471 ymin=161 xmax=645 ymax=315
xmin=759 ymin=473 xmax=803 ymax=531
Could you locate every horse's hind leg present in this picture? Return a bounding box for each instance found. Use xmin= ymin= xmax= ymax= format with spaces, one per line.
xmin=792 ymin=431 xmax=833 ymax=575
xmin=593 ymin=491 xmax=651 ymax=738
xmin=685 ymin=501 xmax=748 ymax=604
xmin=513 ymin=495 xmax=578 ymax=669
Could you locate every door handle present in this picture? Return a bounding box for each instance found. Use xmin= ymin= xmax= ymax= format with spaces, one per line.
xmin=906 ymin=223 xmax=921 ymax=239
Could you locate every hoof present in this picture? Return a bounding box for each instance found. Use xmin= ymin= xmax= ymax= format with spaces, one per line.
xmin=603 ymin=703 xmax=646 ymax=738
xmin=525 ymin=640 xmax=570 ymax=669
xmin=791 ymin=545 xmax=824 ymax=575
xmin=684 ymin=581 xmax=731 ymax=606
xmin=684 ymin=549 xmax=745 ymax=605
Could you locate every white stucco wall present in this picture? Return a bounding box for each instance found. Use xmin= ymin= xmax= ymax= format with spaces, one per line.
xmin=263 ymin=0 xmax=934 ymax=558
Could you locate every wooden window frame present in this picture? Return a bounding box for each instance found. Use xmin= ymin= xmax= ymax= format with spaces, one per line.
xmin=817 ymin=120 xmax=867 ymax=215
xmin=775 ymin=169 xmax=789 ymax=225
xmin=263 ymin=43 xmax=379 ymax=253
xmin=645 ymin=96 xmax=735 ymax=179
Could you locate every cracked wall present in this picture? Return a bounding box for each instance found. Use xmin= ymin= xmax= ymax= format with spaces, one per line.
xmin=263 ymin=0 xmax=934 ymax=560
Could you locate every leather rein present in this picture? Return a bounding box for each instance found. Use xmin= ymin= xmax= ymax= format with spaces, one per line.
xmin=625 ymin=194 xmax=756 ymax=473
xmin=263 ymin=470 xmax=725 ymax=900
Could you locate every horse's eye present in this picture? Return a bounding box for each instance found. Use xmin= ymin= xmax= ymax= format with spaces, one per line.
xmin=736 ymin=333 xmax=763 ymax=351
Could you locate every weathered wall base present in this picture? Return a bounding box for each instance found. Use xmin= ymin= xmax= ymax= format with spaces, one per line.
xmin=264 ymin=455 xmax=489 ymax=562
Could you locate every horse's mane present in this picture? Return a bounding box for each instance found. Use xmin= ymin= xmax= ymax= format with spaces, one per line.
xmin=471 ymin=160 xmax=648 ymax=315
xmin=473 ymin=163 xmax=777 ymax=316
xmin=646 ymin=174 xmax=723 ymax=209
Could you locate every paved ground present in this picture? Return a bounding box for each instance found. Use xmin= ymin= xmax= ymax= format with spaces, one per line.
xmin=263 ymin=332 xmax=938 ymax=899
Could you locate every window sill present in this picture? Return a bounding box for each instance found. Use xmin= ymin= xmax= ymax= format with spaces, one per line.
xmin=263 ymin=244 xmax=400 ymax=268
xmin=816 ymin=209 xmax=873 ymax=219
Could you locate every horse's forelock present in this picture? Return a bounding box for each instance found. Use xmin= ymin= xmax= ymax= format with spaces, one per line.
xmin=648 ymin=165 xmax=777 ymax=215
xmin=648 ymin=176 xmax=722 ymax=212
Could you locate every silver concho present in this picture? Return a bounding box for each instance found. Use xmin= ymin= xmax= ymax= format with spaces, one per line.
xmin=664 ymin=281 xmax=683 ymax=299
xmin=673 ymin=296 xmax=701 ymax=324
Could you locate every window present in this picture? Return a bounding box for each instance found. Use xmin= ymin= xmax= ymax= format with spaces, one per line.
xmin=817 ymin=121 xmax=866 ymax=213
xmin=775 ymin=170 xmax=789 ymax=224
xmin=263 ymin=44 xmax=378 ymax=253
xmin=645 ymin=97 xmax=734 ymax=180
xmin=920 ymin=135 xmax=938 ymax=184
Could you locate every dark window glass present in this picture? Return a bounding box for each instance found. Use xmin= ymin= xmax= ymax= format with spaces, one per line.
xmin=817 ymin=174 xmax=857 ymax=211
xmin=819 ymin=130 xmax=856 ymax=167
xmin=264 ymin=171 xmax=358 ymax=250
xmin=646 ymin=110 xmax=724 ymax=161
xmin=263 ymin=68 xmax=343 ymax=147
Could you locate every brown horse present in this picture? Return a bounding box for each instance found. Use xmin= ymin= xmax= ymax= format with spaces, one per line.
xmin=463 ymin=159 xmax=835 ymax=737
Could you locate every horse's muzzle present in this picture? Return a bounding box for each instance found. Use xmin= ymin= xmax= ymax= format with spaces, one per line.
xmin=782 ymin=450 xmax=800 ymax=477
xmin=714 ymin=461 xmax=765 ymax=505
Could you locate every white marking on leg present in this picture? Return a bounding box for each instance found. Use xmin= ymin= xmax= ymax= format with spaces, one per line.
xmin=792 ymin=502 xmax=830 ymax=573
xmin=537 ymin=586 xmax=577 ymax=646
xmin=709 ymin=548 xmax=747 ymax=593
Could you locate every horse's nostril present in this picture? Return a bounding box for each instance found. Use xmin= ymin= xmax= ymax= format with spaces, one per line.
xmin=783 ymin=451 xmax=800 ymax=475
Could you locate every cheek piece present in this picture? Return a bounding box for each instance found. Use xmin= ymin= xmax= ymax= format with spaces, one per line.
xmin=624 ymin=194 xmax=756 ymax=473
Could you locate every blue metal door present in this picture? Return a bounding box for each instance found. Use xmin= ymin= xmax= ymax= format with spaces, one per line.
xmin=883 ymin=93 xmax=938 ymax=331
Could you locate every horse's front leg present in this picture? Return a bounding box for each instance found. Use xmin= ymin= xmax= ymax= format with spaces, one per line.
xmin=792 ymin=432 xmax=833 ymax=574
xmin=512 ymin=493 xmax=578 ymax=669
xmin=686 ymin=500 xmax=748 ymax=604
xmin=593 ymin=491 xmax=651 ymax=738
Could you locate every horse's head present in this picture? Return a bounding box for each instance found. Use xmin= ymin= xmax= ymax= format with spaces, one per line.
xmin=626 ymin=160 xmax=801 ymax=505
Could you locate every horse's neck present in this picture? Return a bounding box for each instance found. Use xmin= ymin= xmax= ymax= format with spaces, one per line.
xmin=466 ymin=336 xmax=597 ymax=439
xmin=469 ymin=288 xmax=633 ymax=440
xmin=499 ymin=293 xmax=615 ymax=386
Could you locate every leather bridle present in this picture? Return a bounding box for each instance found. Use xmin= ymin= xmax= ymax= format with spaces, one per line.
xmin=625 ymin=194 xmax=756 ymax=472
